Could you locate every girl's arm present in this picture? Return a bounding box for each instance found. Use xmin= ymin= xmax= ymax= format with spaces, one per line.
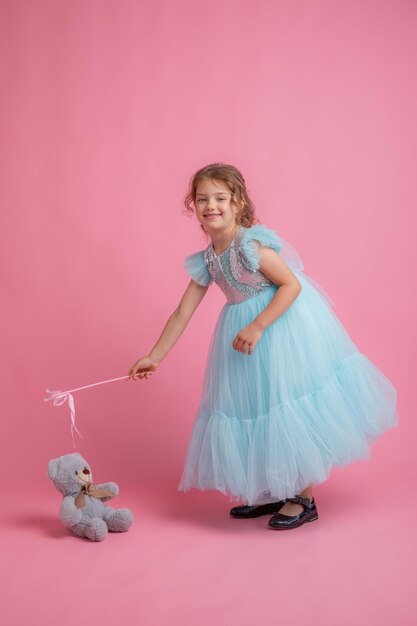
xmin=232 ymin=247 xmax=301 ymax=355
xmin=252 ymin=246 xmax=302 ymax=330
xmin=128 ymin=279 xmax=209 ymax=378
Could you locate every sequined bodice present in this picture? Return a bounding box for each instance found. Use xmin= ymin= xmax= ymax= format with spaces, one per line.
xmin=203 ymin=226 xmax=276 ymax=304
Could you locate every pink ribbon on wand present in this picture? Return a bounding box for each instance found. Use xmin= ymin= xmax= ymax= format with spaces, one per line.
xmin=44 ymin=375 xmax=130 ymax=448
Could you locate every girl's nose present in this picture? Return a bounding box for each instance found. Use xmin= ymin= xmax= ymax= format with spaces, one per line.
xmin=82 ymin=468 xmax=90 ymax=475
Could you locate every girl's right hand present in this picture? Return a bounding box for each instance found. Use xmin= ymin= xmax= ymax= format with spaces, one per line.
xmin=127 ymin=355 xmax=160 ymax=380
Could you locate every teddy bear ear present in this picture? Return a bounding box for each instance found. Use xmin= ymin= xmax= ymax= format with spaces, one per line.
xmin=47 ymin=458 xmax=60 ymax=481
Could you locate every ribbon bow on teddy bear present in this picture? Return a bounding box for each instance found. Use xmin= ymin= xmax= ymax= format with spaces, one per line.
xmin=75 ymin=480 xmax=115 ymax=509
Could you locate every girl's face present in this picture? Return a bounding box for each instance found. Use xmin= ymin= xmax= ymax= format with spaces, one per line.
xmin=195 ymin=179 xmax=240 ymax=232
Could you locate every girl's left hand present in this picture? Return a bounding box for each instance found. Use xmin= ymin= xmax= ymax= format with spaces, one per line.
xmin=232 ymin=321 xmax=264 ymax=355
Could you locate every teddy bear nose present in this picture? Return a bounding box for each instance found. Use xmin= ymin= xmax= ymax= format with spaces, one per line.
xmin=82 ymin=468 xmax=90 ymax=475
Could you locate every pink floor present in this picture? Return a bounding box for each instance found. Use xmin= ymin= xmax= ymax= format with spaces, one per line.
xmin=2 ymin=462 xmax=415 ymax=626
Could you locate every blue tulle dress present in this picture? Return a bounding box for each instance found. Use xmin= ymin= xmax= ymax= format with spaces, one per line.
xmin=177 ymin=224 xmax=399 ymax=505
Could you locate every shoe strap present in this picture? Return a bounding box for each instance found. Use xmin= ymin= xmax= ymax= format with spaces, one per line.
xmin=287 ymin=495 xmax=313 ymax=508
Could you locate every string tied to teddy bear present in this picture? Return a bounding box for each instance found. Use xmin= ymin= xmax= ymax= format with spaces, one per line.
xmin=44 ymin=375 xmax=130 ymax=448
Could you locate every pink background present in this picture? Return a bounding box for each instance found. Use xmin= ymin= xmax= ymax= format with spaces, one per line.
xmin=1 ymin=1 xmax=416 ymax=624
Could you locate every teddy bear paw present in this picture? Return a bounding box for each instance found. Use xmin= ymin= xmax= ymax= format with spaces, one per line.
xmin=85 ymin=518 xmax=108 ymax=541
xmin=107 ymin=508 xmax=134 ymax=532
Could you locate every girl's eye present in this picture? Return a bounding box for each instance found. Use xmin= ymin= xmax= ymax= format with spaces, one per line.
xmin=197 ymin=198 xmax=226 ymax=202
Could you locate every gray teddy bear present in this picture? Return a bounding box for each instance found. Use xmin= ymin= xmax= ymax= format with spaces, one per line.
xmin=48 ymin=452 xmax=133 ymax=541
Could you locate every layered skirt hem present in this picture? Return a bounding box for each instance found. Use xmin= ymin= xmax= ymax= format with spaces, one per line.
xmin=177 ymin=350 xmax=399 ymax=505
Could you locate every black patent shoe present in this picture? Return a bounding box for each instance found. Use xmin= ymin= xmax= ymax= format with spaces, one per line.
xmin=230 ymin=500 xmax=287 ymax=519
xmin=267 ymin=495 xmax=319 ymax=530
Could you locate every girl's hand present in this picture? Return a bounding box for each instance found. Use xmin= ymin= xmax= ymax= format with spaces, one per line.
xmin=127 ymin=355 xmax=160 ymax=380
xmin=232 ymin=321 xmax=265 ymax=355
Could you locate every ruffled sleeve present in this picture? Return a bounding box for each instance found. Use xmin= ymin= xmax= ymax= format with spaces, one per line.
xmin=241 ymin=224 xmax=336 ymax=308
xmin=184 ymin=250 xmax=213 ymax=286
xmin=240 ymin=224 xmax=287 ymax=270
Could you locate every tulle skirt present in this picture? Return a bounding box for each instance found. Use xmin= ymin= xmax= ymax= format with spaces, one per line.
xmin=177 ymin=271 xmax=399 ymax=505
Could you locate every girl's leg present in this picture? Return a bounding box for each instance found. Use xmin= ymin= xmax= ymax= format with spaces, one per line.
xmin=278 ymin=484 xmax=314 ymax=516
xmin=299 ymin=485 xmax=313 ymax=500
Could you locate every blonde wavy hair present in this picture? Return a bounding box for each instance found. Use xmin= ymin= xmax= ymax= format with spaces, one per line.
xmin=182 ymin=163 xmax=259 ymax=233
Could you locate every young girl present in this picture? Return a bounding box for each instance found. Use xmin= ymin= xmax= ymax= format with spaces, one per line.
xmin=128 ymin=163 xmax=399 ymax=531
